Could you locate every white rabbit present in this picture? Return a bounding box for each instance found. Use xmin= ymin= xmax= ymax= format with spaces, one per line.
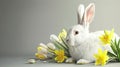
xmin=66 ymin=3 xmax=119 ymax=64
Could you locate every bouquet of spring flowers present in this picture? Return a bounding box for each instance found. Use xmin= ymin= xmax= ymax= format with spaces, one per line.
xmin=35 ymin=29 xmax=70 ymax=63
xmin=94 ymin=29 xmax=120 ymax=66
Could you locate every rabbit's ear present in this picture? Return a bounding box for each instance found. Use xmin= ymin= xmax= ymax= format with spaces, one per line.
xmin=84 ymin=3 xmax=95 ymax=25
xmin=77 ymin=4 xmax=85 ymax=24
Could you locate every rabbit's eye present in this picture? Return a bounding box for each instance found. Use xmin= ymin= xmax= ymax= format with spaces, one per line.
xmin=74 ymin=31 xmax=79 ymax=35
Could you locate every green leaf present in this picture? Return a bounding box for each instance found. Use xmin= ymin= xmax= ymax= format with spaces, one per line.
xmin=114 ymin=39 xmax=120 ymax=61
xmin=56 ymin=41 xmax=67 ymax=50
xmin=116 ymin=39 xmax=120 ymax=61
xmin=111 ymin=41 xmax=117 ymax=55
xmin=110 ymin=39 xmax=120 ymax=62
xmin=108 ymin=57 xmax=117 ymax=62
xmin=60 ymin=37 xmax=70 ymax=57
xmin=107 ymin=51 xmax=117 ymax=57
xmin=52 ymin=41 xmax=61 ymax=49
xmin=61 ymin=37 xmax=69 ymax=49
xmin=118 ymin=39 xmax=120 ymax=47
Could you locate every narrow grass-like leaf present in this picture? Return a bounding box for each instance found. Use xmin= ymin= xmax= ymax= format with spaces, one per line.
xmin=111 ymin=41 xmax=117 ymax=55
xmin=55 ymin=41 xmax=68 ymax=51
xmin=60 ymin=37 xmax=70 ymax=56
xmin=61 ymin=37 xmax=69 ymax=49
xmin=108 ymin=51 xmax=117 ymax=57
xmin=116 ymin=39 xmax=120 ymax=61
xmin=108 ymin=57 xmax=117 ymax=62
xmin=52 ymin=42 xmax=61 ymax=49
xmin=118 ymin=39 xmax=120 ymax=47
xmin=110 ymin=39 xmax=120 ymax=62
xmin=54 ymin=41 xmax=70 ymax=56
xmin=114 ymin=39 xmax=120 ymax=61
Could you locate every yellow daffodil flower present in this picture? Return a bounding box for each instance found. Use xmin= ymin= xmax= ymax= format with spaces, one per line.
xmin=99 ymin=29 xmax=114 ymax=45
xmin=58 ymin=29 xmax=67 ymax=41
xmin=35 ymin=53 xmax=47 ymax=59
xmin=35 ymin=46 xmax=48 ymax=59
xmin=37 ymin=46 xmax=48 ymax=54
xmin=94 ymin=48 xmax=109 ymax=66
xmin=54 ymin=50 xmax=67 ymax=63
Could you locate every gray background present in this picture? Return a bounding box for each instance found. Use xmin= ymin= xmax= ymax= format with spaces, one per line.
xmin=0 ymin=0 xmax=120 ymax=57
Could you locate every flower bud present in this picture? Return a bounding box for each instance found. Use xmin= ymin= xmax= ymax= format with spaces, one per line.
xmin=39 ymin=43 xmax=48 ymax=49
xmin=37 ymin=47 xmax=48 ymax=54
xmin=50 ymin=34 xmax=59 ymax=42
xmin=35 ymin=53 xmax=47 ymax=59
xmin=47 ymin=43 xmax=56 ymax=50
xmin=58 ymin=29 xmax=67 ymax=41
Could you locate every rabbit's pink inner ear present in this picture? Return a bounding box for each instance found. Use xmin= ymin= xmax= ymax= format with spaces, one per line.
xmin=84 ymin=3 xmax=95 ymax=24
xmin=86 ymin=8 xmax=94 ymax=22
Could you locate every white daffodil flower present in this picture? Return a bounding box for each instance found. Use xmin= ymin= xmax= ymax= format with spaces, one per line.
xmin=50 ymin=34 xmax=59 ymax=42
xmin=39 ymin=43 xmax=48 ymax=49
xmin=47 ymin=43 xmax=56 ymax=50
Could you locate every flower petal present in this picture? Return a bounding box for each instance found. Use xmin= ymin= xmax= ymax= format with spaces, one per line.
xmin=94 ymin=48 xmax=109 ymax=66
xmin=39 ymin=43 xmax=48 ymax=49
xmin=47 ymin=43 xmax=56 ymax=50
xmin=50 ymin=34 xmax=59 ymax=42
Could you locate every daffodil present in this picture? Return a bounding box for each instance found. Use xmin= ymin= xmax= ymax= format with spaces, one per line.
xmin=50 ymin=34 xmax=59 ymax=42
xmin=99 ymin=29 xmax=114 ymax=45
xmin=35 ymin=53 xmax=47 ymax=59
xmin=54 ymin=50 xmax=67 ymax=63
xmin=94 ymin=48 xmax=109 ymax=66
xmin=35 ymin=44 xmax=48 ymax=59
xmin=37 ymin=46 xmax=48 ymax=54
xmin=58 ymin=29 xmax=67 ymax=41
xmin=47 ymin=43 xmax=56 ymax=50
xmin=39 ymin=43 xmax=48 ymax=49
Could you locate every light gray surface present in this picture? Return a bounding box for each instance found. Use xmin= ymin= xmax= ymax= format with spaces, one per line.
xmin=0 ymin=57 xmax=120 ymax=67
xmin=0 ymin=0 xmax=120 ymax=58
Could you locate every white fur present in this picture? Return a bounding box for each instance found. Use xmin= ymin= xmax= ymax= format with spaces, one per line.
xmin=67 ymin=3 xmax=119 ymax=64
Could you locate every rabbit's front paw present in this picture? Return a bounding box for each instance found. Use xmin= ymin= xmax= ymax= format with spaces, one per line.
xmin=65 ymin=58 xmax=73 ymax=63
xmin=77 ymin=59 xmax=90 ymax=64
